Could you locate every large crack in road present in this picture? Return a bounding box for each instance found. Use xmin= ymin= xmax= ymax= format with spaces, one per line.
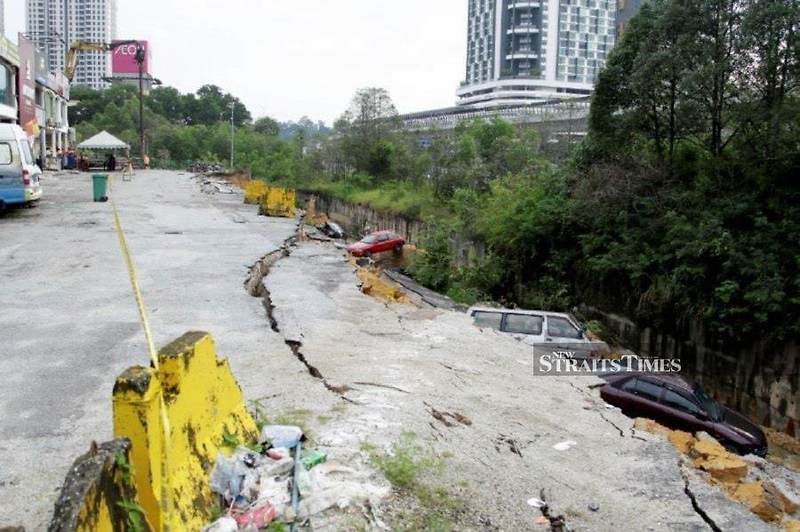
xmin=245 ymin=236 xmax=358 ymax=404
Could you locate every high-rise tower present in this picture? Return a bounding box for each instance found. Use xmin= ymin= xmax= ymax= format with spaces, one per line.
xmin=26 ymin=0 xmax=118 ymax=89
xmin=458 ymin=0 xmax=616 ymax=107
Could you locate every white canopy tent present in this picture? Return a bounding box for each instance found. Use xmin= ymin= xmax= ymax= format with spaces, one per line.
xmin=77 ymin=131 xmax=130 ymax=151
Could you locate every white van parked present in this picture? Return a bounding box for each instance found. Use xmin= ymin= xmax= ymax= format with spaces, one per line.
xmin=468 ymin=306 xmax=592 ymax=346
xmin=0 ymin=124 xmax=42 ymax=209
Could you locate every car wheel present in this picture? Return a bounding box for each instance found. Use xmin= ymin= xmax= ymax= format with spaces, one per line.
xmin=394 ymin=244 xmax=403 ymax=254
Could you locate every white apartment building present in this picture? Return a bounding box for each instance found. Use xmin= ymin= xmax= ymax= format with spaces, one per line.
xmin=26 ymin=0 xmax=118 ymax=89
xmin=459 ymin=0 xmax=616 ymax=107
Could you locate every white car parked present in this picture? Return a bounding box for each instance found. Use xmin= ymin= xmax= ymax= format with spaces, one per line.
xmin=467 ymin=306 xmax=594 ymax=349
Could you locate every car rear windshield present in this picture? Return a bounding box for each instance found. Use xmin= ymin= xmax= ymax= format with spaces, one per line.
xmin=20 ymin=140 xmax=33 ymax=166
xmin=472 ymin=311 xmax=502 ymax=330
xmin=504 ymin=314 xmax=544 ymax=335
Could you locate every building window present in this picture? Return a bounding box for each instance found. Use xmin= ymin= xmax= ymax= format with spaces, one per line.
xmin=0 ymin=64 xmax=15 ymax=107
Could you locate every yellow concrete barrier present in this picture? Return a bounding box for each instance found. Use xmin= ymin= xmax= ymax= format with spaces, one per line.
xmin=49 ymin=439 xmax=147 ymax=532
xmin=244 ymin=180 xmax=268 ymax=204
xmin=112 ymin=332 xmax=258 ymax=531
xmin=259 ymin=186 xmax=296 ymax=218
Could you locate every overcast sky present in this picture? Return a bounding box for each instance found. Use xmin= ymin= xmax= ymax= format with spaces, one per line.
xmin=5 ymin=0 xmax=467 ymax=124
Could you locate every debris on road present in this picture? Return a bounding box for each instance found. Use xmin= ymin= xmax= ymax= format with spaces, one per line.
xmin=203 ymin=516 xmax=238 ymax=532
xmin=355 ymin=265 xmax=409 ymax=304
xmin=425 ymin=403 xmax=473 ymax=429
xmin=187 ymin=162 xmax=226 ymax=174
xmin=553 ymin=440 xmax=577 ymax=451
xmin=204 ymin=423 xmax=388 ymax=530
xmin=635 ymin=417 xmax=800 ymax=526
xmin=527 ymin=497 xmax=546 ymax=508
xmin=260 ymin=425 xmax=304 ymax=449
xmin=319 ymin=221 xmax=345 ymax=239
xmin=302 ymin=450 xmax=328 ymax=470
xmin=195 ymin=177 xmax=238 ymax=195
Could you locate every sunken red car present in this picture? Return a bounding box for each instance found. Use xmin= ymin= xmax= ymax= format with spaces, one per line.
xmin=600 ymin=372 xmax=768 ymax=456
xmin=346 ymin=231 xmax=405 ymax=257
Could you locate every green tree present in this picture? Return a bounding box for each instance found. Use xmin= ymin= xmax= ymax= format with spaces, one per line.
xmin=147 ymin=87 xmax=185 ymax=123
xmin=338 ymin=88 xmax=400 ymax=175
xmin=254 ymin=116 xmax=280 ymax=136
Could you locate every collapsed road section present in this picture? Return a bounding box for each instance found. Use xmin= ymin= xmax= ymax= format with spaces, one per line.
xmin=247 ymin=235 xmax=789 ymax=531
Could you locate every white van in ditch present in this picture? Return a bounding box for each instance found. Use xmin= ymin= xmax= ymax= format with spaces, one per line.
xmin=0 ymin=124 xmax=42 ymax=209
xmin=468 ymin=306 xmax=594 ymax=349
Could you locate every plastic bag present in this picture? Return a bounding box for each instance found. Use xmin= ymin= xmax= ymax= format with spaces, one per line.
xmin=259 ymin=425 xmax=303 ymax=449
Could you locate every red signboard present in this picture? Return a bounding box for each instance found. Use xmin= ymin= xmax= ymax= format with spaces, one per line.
xmin=112 ymin=40 xmax=150 ymax=75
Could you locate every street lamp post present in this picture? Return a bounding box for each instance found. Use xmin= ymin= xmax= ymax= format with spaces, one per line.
xmin=229 ymin=102 xmax=235 ymax=171
xmin=136 ymin=46 xmax=147 ymax=164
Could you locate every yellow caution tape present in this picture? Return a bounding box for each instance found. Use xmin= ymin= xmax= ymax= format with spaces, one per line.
xmin=108 ymin=174 xmax=172 ymax=528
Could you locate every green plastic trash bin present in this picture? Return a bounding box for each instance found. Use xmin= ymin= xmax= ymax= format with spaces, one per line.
xmin=92 ymin=174 xmax=109 ymax=202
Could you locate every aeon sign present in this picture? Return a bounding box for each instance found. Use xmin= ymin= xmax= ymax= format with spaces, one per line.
xmin=112 ymin=40 xmax=149 ymax=75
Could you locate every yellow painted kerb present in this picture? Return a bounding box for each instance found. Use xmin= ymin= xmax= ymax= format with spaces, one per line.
xmin=112 ymin=332 xmax=258 ymax=531
xmin=259 ymin=186 xmax=296 ymax=218
xmin=244 ymin=180 xmax=268 ymax=204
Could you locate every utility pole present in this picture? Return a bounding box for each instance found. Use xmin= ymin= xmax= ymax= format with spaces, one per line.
xmin=136 ymin=45 xmax=146 ymax=164
xmin=230 ymin=102 xmax=235 ymax=170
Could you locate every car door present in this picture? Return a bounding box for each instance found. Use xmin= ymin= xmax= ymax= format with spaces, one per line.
xmin=659 ymin=387 xmax=710 ymax=433
xmin=372 ymin=233 xmax=388 ymax=252
xmin=544 ymin=315 xmax=589 ymax=357
xmin=0 ymin=141 xmax=22 ymax=205
xmin=627 ymin=377 xmax=666 ymax=420
xmin=546 ymin=316 xmax=585 ymax=343
xmin=502 ymin=313 xmax=544 ymax=345
xmin=605 ymin=376 xmax=641 ymax=413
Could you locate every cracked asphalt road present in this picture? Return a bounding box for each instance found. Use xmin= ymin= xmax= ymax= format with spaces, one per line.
xmin=0 ymin=170 xmax=784 ymax=530
xmin=0 ymin=171 xmax=304 ymax=530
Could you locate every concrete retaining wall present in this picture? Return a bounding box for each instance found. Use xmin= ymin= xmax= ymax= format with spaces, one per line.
xmin=300 ymin=191 xmax=425 ymax=245
xmin=298 ymin=191 xmax=483 ymax=268
xmin=583 ymin=306 xmax=800 ymax=435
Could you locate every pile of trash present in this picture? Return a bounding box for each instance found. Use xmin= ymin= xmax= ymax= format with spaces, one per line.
xmin=203 ymin=425 xmax=389 ymax=531
xmin=188 ymin=162 xmax=226 ymax=175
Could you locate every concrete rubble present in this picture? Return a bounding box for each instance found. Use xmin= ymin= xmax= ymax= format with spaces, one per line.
xmin=637 ymin=418 xmax=800 ymax=529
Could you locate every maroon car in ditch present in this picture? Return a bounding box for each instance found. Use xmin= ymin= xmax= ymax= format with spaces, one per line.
xmin=600 ymin=373 xmax=768 ymax=457
xmin=346 ymin=230 xmax=405 ymax=257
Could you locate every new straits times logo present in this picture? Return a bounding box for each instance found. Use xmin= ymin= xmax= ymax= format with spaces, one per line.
xmin=533 ymin=342 xmax=682 ymax=376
